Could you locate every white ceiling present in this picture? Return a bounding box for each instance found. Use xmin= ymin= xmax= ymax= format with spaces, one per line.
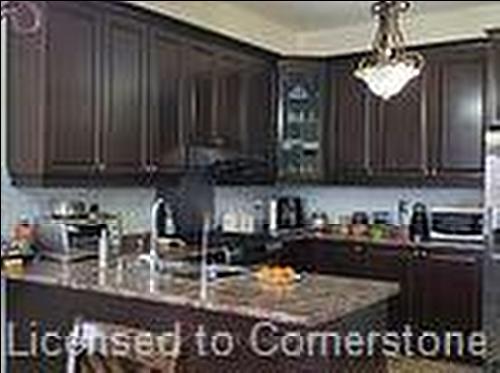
xmin=229 ymin=1 xmax=497 ymax=31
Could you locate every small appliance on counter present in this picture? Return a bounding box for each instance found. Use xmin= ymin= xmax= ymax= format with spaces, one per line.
xmin=429 ymin=206 xmax=484 ymax=243
xmin=310 ymin=212 xmax=330 ymax=232
xmin=269 ymin=197 xmax=305 ymax=231
xmin=221 ymin=211 xmax=257 ymax=235
xmin=1 ymin=220 xmax=38 ymax=271
xmin=351 ymin=211 xmax=370 ymax=237
xmin=409 ymin=202 xmax=430 ymax=243
xmin=36 ymin=213 xmax=122 ymax=263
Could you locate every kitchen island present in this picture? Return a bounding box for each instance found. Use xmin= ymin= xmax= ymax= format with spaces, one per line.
xmin=3 ymin=256 xmax=399 ymax=372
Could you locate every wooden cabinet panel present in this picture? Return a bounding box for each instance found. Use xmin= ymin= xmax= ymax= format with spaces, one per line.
xmin=430 ymin=46 xmax=486 ymax=178
xmin=148 ymin=28 xmax=185 ymax=173
xmin=45 ymin=2 xmax=102 ymax=176
xmin=404 ymin=251 xmax=482 ymax=334
xmin=7 ymin=1 xmax=277 ymax=185
xmin=328 ymin=59 xmax=371 ymax=178
xmin=246 ymin=63 xmax=276 ymax=163
xmin=185 ymin=42 xmax=217 ymax=146
xmin=214 ymin=52 xmax=245 ymax=151
xmin=102 ymin=10 xmax=149 ymax=175
xmin=328 ymin=43 xmax=486 ymax=186
xmin=371 ymin=75 xmax=426 ymax=176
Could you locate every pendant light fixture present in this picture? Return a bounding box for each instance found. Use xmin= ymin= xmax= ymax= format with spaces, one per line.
xmin=354 ymin=1 xmax=424 ymax=100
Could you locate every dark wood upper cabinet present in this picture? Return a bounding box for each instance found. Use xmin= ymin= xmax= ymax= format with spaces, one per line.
xmin=489 ymin=30 xmax=500 ymax=127
xmin=7 ymin=1 xmax=106 ymax=183
xmin=371 ymin=74 xmax=426 ymax=177
xmin=6 ymin=1 xmax=488 ymax=187
xmin=185 ymin=41 xmax=217 ymax=147
xmin=427 ymin=44 xmax=487 ymax=182
xmin=214 ymin=51 xmax=246 ymax=151
xmin=328 ymin=58 xmax=371 ymax=180
xmin=101 ymin=9 xmax=149 ymax=176
xmin=148 ymin=27 xmax=185 ymax=173
xmin=327 ymin=42 xmax=486 ymax=186
xmin=278 ymin=61 xmax=327 ymax=182
xmin=243 ymin=61 xmax=276 ymax=162
xmin=45 ymin=1 xmax=102 ymax=177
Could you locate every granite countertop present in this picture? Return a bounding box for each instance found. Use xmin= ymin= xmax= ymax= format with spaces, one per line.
xmin=2 ymin=256 xmax=399 ymax=327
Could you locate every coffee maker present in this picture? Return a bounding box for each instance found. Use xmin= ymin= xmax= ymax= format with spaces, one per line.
xmin=270 ymin=197 xmax=305 ymax=231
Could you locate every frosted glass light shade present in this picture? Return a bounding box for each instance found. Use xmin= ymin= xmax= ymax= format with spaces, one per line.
xmin=354 ymin=60 xmax=421 ymax=100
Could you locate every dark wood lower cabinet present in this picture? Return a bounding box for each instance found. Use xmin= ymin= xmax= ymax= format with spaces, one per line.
xmin=269 ymin=240 xmax=484 ymax=362
xmin=7 ymin=0 xmax=276 ymax=186
xmin=402 ymin=250 xmax=483 ymax=333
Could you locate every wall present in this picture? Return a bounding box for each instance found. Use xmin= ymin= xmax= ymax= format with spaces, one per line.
xmin=0 ymin=22 xmax=154 ymax=238
xmin=215 ymin=186 xmax=483 ymax=227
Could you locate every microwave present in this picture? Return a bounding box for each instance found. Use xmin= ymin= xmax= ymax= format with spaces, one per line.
xmin=430 ymin=207 xmax=485 ymax=243
xmin=36 ymin=216 xmax=122 ymax=262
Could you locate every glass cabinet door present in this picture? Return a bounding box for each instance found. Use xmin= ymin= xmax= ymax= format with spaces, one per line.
xmin=278 ymin=61 xmax=326 ymax=182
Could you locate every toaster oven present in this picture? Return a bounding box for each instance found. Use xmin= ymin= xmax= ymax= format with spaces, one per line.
xmin=36 ymin=216 xmax=122 ymax=262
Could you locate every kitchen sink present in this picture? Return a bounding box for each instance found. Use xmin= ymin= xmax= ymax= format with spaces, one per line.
xmin=131 ymin=255 xmax=250 ymax=282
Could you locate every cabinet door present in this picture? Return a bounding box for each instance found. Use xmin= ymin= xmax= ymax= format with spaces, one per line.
xmin=185 ymin=42 xmax=217 ymax=147
xmin=489 ymin=31 xmax=500 ymax=127
xmin=102 ymin=10 xmax=148 ymax=175
xmin=410 ymin=252 xmax=482 ymax=333
xmin=329 ymin=59 xmax=372 ymax=180
xmin=214 ymin=52 xmax=245 ymax=151
xmin=45 ymin=2 xmax=102 ymax=176
xmin=241 ymin=61 xmax=276 ymax=181
xmin=278 ymin=61 xmax=326 ymax=182
xmin=371 ymin=75 xmax=427 ymax=177
xmin=431 ymin=46 xmax=486 ymax=180
xmin=148 ymin=28 xmax=185 ymax=173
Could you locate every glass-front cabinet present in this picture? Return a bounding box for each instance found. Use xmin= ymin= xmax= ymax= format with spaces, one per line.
xmin=278 ymin=61 xmax=326 ymax=182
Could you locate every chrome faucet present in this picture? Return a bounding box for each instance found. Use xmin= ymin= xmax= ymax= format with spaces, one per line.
xmin=149 ymin=198 xmax=165 ymax=269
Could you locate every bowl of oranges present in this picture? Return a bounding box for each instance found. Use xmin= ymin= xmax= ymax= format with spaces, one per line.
xmin=254 ymin=265 xmax=301 ymax=286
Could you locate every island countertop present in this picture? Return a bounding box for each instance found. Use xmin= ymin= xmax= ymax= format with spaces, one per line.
xmin=2 ymin=256 xmax=399 ymax=327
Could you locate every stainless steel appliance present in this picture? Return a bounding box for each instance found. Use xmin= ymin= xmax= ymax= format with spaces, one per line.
xmin=430 ymin=207 xmax=484 ymax=243
xmin=36 ymin=215 xmax=122 ymax=262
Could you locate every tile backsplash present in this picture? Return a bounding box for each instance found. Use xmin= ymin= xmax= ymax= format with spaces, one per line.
xmin=215 ymin=185 xmax=483 ymax=225
xmin=0 ymin=177 xmax=155 ymax=237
